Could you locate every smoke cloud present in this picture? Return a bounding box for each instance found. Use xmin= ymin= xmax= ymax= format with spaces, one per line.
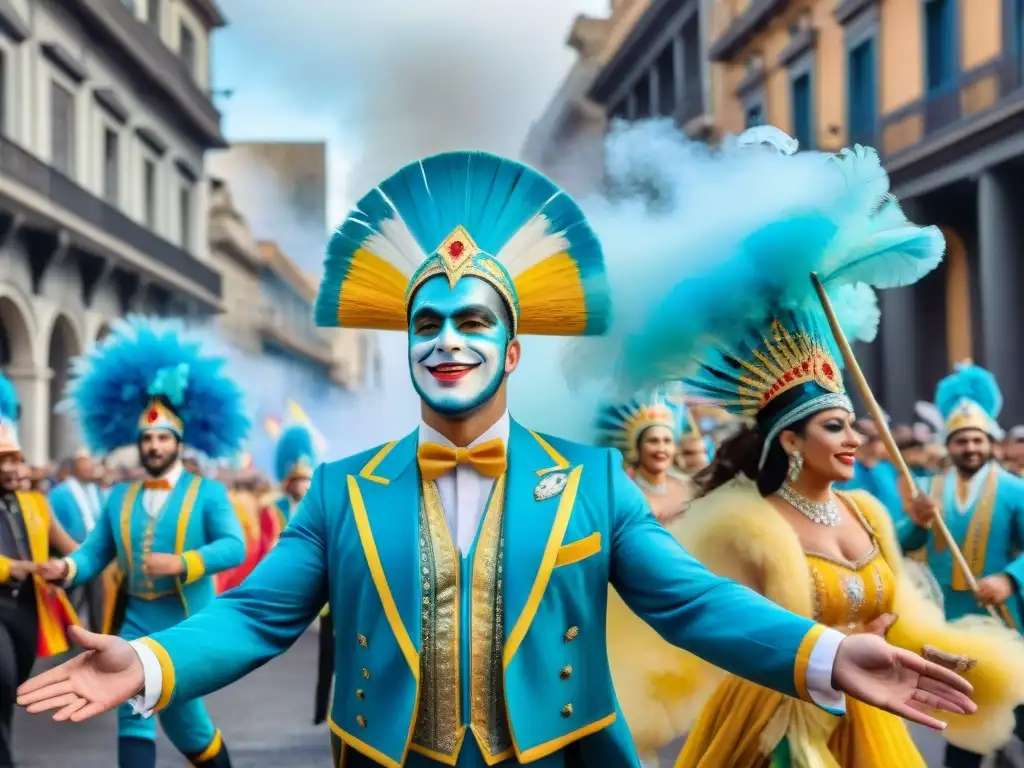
xmin=213 ymin=0 xmax=609 ymax=231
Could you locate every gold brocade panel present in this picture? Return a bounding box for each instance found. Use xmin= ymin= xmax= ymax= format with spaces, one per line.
xmin=411 ymin=476 xmax=513 ymax=764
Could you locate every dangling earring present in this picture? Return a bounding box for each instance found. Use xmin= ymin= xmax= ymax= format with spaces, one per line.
xmin=788 ymin=451 xmax=804 ymax=484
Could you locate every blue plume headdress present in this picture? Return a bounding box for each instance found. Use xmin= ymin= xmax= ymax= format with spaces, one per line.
xmin=0 ymin=371 xmax=20 ymax=456
xmin=570 ymin=127 xmax=944 ymax=467
xmin=314 ymin=151 xmax=608 ymax=337
xmin=64 ymin=316 xmax=250 ymax=458
xmin=596 ymin=390 xmax=678 ymax=465
xmin=274 ymin=424 xmax=316 ymax=483
xmin=935 ymin=363 xmax=1003 ymax=440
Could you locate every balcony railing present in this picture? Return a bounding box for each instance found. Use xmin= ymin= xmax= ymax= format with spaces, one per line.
xmin=257 ymin=304 xmax=334 ymax=367
xmin=878 ymin=54 xmax=1024 ymax=158
xmin=0 ymin=134 xmax=221 ymax=296
xmin=68 ymin=0 xmax=223 ymax=147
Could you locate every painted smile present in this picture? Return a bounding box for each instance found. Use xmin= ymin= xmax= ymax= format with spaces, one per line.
xmin=427 ymin=362 xmax=480 ymax=384
xmin=835 ymin=452 xmax=856 ymax=466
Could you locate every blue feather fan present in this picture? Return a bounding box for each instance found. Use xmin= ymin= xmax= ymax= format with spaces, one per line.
xmin=574 ymin=129 xmax=943 ymax=397
xmin=64 ymin=316 xmax=250 ymax=458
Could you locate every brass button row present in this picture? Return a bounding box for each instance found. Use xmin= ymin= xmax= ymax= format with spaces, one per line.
xmin=561 ymin=627 xmax=577 ymax=716
xmin=356 ymin=635 xmax=369 ymax=727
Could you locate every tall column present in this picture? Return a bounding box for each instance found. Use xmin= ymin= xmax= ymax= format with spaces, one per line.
xmin=877 ymin=286 xmax=918 ymax=423
xmin=6 ymin=366 xmax=52 ymax=466
xmin=673 ymin=34 xmax=686 ymax=106
xmin=977 ymin=169 xmax=1023 ymax=424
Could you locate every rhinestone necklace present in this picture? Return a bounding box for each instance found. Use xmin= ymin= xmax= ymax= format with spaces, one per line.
xmin=778 ymin=483 xmax=841 ymax=527
xmin=635 ymin=473 xmax=667 ymax=495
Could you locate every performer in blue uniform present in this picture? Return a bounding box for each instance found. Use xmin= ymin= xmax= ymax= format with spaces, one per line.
xmin=35 ymin=318 xmax=248 ymax=768
xmin=900 ymin=363 xmax=1024 ymax=767
xmin=271 ymin=424 xmax=316 ymax=531
xmin=19 ymin=152 xmax=974 ymax=767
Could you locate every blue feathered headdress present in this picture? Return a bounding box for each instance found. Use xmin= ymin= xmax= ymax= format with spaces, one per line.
xmin=0 ymin=371 xmax=20 ymax=456
xmin=569 ymin=127 xmax=943 ymax=466
xmin=314 ymin=151 xmax=608 ymax=337
xmin=274 ymin=424 xmax=316 ymax=483
xmin=935 ymin=363 xmax=1003 ymax=440
xmin=64 ymin=316 xmax=250 ymax=458
xmin=596 ymin=390 xmax=678 ymax=465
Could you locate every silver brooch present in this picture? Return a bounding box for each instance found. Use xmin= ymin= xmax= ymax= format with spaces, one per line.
xmin=534 ymin=472 xmax=568 ymax=501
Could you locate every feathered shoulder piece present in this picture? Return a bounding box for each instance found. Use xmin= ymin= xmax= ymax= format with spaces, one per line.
xmin=64 ymin=316 xmax=250 ymax=458
xmin=314 ymin=151 xmax=608 ymax=337
xmin=595 ymin=390 xmax=678 ymax=465
xmin=935 ymin=362 xmax=1003 ymax=439
xmin=274 ymin=424 xmax=316 ymax=483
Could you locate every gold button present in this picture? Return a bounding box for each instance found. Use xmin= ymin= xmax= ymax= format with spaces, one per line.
xmin=362 ymin=667 xmax=371 ymax=680
xmin=559 ymin=665 xmax=572 ymax=680
xmin=355 ymin=689 xmax=365 ymax=700
xmin=357 ymin=634 xmax=368 ymax=648
xmin=561 ymin=704 xmax=573 ymax=718
xmin=356 ymin=714 xmax=367 ymax=728
xmin=564 ymin=626 xmax=579 ymax=643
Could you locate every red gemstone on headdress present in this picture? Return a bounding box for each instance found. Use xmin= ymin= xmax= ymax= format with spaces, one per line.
xmin=802 ymin=360 xmax=811 ymax=371
xmin=147 ymin=409 xmax=158 ymax=423
xmin=448 ymin=240 xmax=464 ymax=259
xmin=822 ymin=362 xmax=834 ymax=378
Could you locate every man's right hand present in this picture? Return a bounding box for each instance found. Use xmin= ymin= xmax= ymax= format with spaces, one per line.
xmin=907 ymin=494 xmax=940 ymax=528
xmin=35 ymin=559 xmax=69 ymax=583
xmin=16 ymin=625 xmax=144 ymax=722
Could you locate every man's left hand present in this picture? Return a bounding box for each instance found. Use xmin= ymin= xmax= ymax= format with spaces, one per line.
xmin=143 ymin=553 xmax=184 ymax=577
xmin=976 ymin=574 xmax=1014 ymax=606
xmin=832 ymin=633 xmax=976 ymax=731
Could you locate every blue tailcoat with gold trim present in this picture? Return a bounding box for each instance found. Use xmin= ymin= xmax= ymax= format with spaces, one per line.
xmin=899 ymin=462 xmax=1024 ymax=628
xmin=140 ymin=420 xmax=829 ymax=767
xmin=67 ymin=473 xmax=245 ymax=639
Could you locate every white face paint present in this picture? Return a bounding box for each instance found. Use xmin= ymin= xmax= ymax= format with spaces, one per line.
xmin=408 ymin=276 xmax=511 ymax=417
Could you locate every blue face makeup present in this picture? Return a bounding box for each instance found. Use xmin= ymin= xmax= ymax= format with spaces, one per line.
xmin=408 ymin=276 xmax=511 ymax=417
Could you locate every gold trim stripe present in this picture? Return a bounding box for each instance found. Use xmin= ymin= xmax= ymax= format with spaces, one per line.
xmin=503 ymin=465 xmax=583 ymax=667
xmin=792 ymin=623 xmax=826 ymax=703
xmin=137 ymin=637 xmax=176 ymax=712
xmin=347 ymin=475 xmax=419 ymax=676
xmin=553 ymin=532 xmax=601 ymax=568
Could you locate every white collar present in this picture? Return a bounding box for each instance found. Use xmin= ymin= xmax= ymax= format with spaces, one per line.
xmin=148 ymin=461 xmax=184 ymax=488
xmin=418 ymin=411 xmax=511 ymax=450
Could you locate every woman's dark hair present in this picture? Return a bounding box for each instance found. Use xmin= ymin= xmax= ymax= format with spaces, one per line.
xmin=693 ymin=416 xmax=812 ymax=498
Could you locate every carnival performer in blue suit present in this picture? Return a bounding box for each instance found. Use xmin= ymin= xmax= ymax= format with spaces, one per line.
xmin=33 ymin=318 xmax=248 ymax=768
xmin=19 ymin=152 xmax=975 ymax=767
xmin=271 ymin=424 xmax=316 ymax=532
xmin=900 ymin=362 xmax=1024 ymax=767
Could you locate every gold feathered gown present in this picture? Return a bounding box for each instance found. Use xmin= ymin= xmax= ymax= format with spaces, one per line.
xmin=607 ymin=478 xmax=1024 ymax=767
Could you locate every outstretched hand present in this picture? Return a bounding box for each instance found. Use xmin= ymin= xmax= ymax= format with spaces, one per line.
xmin=16 ymin=625 xmax=145 ymax=722
xmin=832 ymin=633 xmax=976 ymax=731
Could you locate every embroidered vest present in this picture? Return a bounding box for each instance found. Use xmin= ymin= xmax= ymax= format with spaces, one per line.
xmin=412 ymin=475 xmax=514 ymax=764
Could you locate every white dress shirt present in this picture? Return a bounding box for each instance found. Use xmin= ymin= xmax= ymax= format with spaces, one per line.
xmin=129 ymin=416 xmax=843 ymax=715
xmin=419 ymin=410 xmax=510 ymax=555
xmin=142 ymin=462 xmax=183 ymax=518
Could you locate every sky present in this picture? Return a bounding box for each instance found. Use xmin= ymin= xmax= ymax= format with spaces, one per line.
xmin=212 ymin=0 xmax=609 ymax=242
xmin=207 ymin=0 xmax=612 ymax=458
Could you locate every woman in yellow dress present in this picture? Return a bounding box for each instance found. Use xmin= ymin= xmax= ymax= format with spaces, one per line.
xmin=587 ymin=128 xmax=1024 ymax=766
xmin=598 ymin=392 xmax=694 ymax=524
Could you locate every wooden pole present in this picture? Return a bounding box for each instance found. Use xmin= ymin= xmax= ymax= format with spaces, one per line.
xmin=810 ymin=273 xmax=1006 ymax=625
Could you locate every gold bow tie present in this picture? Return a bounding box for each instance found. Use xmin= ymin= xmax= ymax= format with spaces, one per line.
xmin=143 ymin=479 xmax=171 ymax=491
xmin=417 ymin=438 xmax=507 ymax=482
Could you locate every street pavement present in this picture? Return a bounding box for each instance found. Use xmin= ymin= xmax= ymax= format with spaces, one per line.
xmin=13 ymin=630 xmax=332 ymax=767
xmin=8 ymin=628 xmax=996 ymax=767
